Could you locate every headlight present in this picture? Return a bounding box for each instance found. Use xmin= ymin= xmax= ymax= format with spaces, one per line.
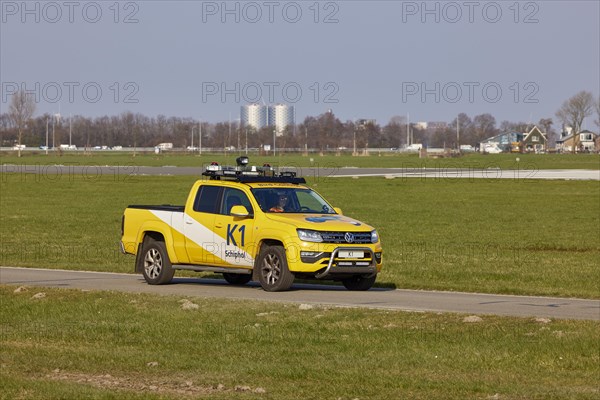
xmin=371 ymin=230 xmax=379 ymax=243
xmin=297 ymin=229 xmax=323 ymax=243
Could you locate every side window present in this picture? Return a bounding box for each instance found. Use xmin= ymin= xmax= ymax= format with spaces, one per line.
xmin=221 ymin=188 xmax=253 ymax=215
xmin=193 ymin=186 xmax=222 ymax=213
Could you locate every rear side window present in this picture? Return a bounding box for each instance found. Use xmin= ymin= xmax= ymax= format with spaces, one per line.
xmin=193 ymin=186 xmax=222 ymax=213
xmin=220 ymin=188 xmax=254 ymax=215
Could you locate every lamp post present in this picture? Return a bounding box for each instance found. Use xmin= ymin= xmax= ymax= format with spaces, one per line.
xmin=52 ymin=113 xmax=61 ymax=150
xmin=227 ymin=115 xmax=230 ymax=153
xmin=45 ymin=118 xmax=49 ymax=155
xmin=191 ymin=125 xmax=196 ymax=151
xmin=199 ymin=120 xmax=202 ymax=156
xmin=305 ymin=126 xmax=308 ymax=155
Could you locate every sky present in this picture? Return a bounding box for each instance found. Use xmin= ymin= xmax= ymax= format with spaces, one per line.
xmin=1 ymin=0 xmax=599 ymax=128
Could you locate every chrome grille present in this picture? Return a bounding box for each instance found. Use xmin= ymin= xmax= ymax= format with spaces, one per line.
xmin=320 ymin=231 xmax=372 ymax=244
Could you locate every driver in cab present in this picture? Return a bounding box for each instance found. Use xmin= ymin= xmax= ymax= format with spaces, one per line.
xmin=269 ymin=193 xmax=289 ymax=213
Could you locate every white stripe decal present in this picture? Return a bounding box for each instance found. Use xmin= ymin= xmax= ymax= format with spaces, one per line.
xmin=149 ymin=210 xmax=254 ymax=267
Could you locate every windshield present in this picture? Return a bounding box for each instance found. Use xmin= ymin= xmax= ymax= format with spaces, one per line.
xmin=252 ymin=188 xmax=336 ymax=214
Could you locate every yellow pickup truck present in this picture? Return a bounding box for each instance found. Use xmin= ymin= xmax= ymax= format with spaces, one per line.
xmin=120 ymin=157 xmax=382 ymax=291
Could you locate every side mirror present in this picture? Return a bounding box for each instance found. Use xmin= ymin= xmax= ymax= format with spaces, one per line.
xmin=230 ymin=205 xmax=251 ymax=218
xmin=334 ymin=207 xmax=343 ymax=215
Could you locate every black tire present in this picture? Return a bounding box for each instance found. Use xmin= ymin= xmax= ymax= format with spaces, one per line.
xmin=256 ymin=245 xmax=294 ymax=292
xmin=139 ymin=237 xmax=174 ymax=285
xmin=342 ymin=275 xmax=376 ymax=291
xmin=223 ymin=272 xmax=252 ymax=285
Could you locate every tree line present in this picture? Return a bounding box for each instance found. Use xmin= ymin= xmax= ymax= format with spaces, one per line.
xmin=2 ymin=91 xmax=598 ymax=153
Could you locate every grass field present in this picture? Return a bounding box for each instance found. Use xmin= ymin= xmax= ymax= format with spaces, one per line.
xmin=1 ymin=286 xmax=598 ymax=400
xmin=1 ymin=160 xmax=599 ymax=400
xmin=1 ymin=172 xmax=598 ymax=298
xmin=2 ymin=151 xmax=599 ymax=170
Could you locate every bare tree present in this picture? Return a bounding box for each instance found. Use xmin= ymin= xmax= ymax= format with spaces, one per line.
xmin=500 ymin=120 xmax=530 ymax=133
xmin=538 ymin=118 xmax=553 ymax=134
xmin=448 ymin=113 xmax=473 ymax=145
xmin=555 ymin=91 xmax=594 ymax=153
xmin=595 ymin=95 xmax=600 ymax=130
xmin=538 ymin=118 xmax=555 ymax=147
xmin=8 ymin=90 xmax=36 ymax=157
xmin=382 ymin=120 xmax=406 ymax=148
xmin=472 ymin=113 xmax=497 ymax=143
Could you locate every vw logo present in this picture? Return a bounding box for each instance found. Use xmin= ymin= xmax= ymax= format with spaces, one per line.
xmin=344 ymin=232 xmax=355 ymax=243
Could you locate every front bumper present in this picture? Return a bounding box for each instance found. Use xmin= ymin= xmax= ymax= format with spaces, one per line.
xmin=290 ymin=244 xmax=382 ymax=278
xmin=314 ymin=247 xmax=377 ymax=279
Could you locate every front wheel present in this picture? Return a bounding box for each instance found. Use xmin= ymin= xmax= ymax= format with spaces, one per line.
xmin=342 ymin=275 xmax=376 ymax=291
xmin=257 ymin=245 xmax=294 ymax=292
xmin=139 ymin=237 xmax=174 ymax=285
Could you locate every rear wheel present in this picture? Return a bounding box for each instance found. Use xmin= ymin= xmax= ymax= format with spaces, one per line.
xmin=342 ymin=275 xmax=376 ymax=291
xmin=257 ymin=245 xmax=294 ymax=292
xmin=223 ymin=272 xmax=252 ymax=285
xmin=139 ymin=237 xmax=174 ymax=285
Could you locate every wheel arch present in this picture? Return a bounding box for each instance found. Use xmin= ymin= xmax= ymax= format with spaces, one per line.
xmin=252 ymin=238 xmax=284 ymax=281
xmin=135 ymin=230 xmax=173 ymax=273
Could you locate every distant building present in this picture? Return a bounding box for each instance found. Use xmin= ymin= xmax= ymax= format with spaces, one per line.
xmin=156 ymin=142 xmax=173 ymax=150
xmin=268 ymin=104 xmax=295 ymax=136
xmin=479 ymin=126 xmax=547 ymax=153
xmin=427 ymin=121 xmax=448 ymax=130
xmin=241 ymin=104 xmax=268 ymax=131
xmin=522 ymin=126 xmax=547 ymax=153
xmin=556 ymin=130 xmax=598 ymax=152
xmin=479 ymin=132 xmax=523 ymax=153
xmin=241 ymin=103 xmax=294 ymax=135
xmin=357 ymin=119 xmax=376 ymax=126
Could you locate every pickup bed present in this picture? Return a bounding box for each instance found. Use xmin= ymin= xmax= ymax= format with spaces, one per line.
xmin=120 ymin=165 xmax=383 ymax=291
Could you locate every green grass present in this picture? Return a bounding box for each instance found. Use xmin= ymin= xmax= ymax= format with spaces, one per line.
xmin=1 ymin=173 xmax=598 ymax=298
xmin=1 ymin=151 xmax=599 ymax=169
xmin=317 ymin=178 xmax=600 ymax=299
xmin=1 ymin=285 xmax=598 ymax=399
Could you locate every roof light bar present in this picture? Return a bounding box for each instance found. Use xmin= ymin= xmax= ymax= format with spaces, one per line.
xmin=202 ymin=158 xmax=305 ymax=184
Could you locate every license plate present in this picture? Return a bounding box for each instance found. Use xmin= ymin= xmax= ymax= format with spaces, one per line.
xmin=338 ymin=250 xmax=364 ymax=259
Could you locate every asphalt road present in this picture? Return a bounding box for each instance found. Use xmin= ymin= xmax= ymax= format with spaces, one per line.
xmin=1 ymin=164 xmax=599 ymax=180
xmin=2 ymin=267 xmax=598 ymax=321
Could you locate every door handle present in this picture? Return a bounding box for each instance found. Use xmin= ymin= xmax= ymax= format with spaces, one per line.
xmin=215 ymin=223 xmax=223 ymax=229
xmin=185 ymin=218 xmax=193 ymax=225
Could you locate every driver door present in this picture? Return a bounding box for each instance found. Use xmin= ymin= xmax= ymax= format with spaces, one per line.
xmin=212 ymin=188 xmax=256 ymax=268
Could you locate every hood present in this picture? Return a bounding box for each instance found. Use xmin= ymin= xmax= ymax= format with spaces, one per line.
xmin=265 ymin=213 xmax=374 ymax=232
